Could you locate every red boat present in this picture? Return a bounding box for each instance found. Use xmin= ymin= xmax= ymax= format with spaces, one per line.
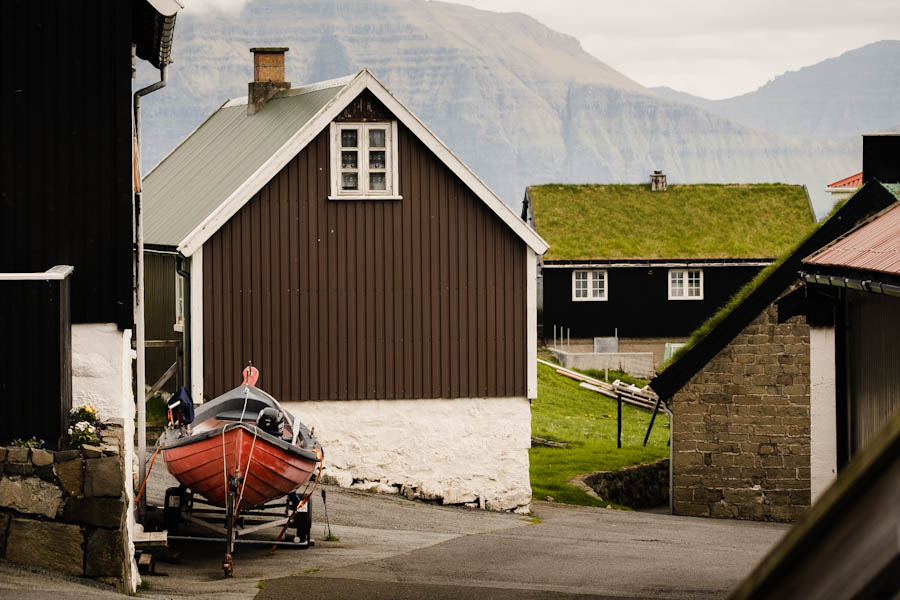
xmin=159 ymin=368 xmax=322 ymax=575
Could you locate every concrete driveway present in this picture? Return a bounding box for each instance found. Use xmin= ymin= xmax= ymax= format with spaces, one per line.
xmin=0 ymin=479 xmax=788 ymax=599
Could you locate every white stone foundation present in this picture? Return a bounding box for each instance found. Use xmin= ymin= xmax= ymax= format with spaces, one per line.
xmin=283 ymin=397 xmax=532 ymax=512
xmin=71 ymin=323 xmax=139 ymax=593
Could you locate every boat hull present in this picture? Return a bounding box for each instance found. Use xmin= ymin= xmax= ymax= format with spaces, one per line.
xmin=162 ymin=425 xmax=318 ymax=509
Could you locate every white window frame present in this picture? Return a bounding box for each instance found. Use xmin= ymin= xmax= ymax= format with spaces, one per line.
xmin=668 ymin=268 xmax=704 ymax=300
xmin=571 ymin=269 xmax=607 ymax=302
xmin=329 ymin=121 xmax=401 ymax=200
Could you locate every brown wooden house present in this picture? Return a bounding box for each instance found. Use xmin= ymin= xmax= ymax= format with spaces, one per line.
xmin=143 ymin=49 xmax=548 ymax=511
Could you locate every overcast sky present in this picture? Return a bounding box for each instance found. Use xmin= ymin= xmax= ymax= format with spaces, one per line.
xmin=185 ymin=0 xmax=900 ymax=99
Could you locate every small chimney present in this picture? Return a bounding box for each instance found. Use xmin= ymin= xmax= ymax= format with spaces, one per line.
xmin=862 ymin=134 xmax=900 ymax=184
xmin=247 ymin=47 xmax=291 ymax=115
xmin=650 ymin=170 xmax=667 ymax=191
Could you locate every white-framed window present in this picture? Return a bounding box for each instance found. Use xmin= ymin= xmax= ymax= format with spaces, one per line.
xmin=572 ymin=270 xmax=607 ymax=301
xmin=668 ymin=269 xmax=703 ymax=300
xmin=329 ymin=121 xmax=400 ymax=200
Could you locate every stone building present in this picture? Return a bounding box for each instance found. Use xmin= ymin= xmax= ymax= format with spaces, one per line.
xmin=651 ymin=169 xmax=899 ymax=522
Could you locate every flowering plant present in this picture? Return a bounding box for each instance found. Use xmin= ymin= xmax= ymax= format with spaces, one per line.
xmin=11 ymin=436 xmax=45 ymax=449
xmin=68 ymin=420 xmax=99 ymax=446
xmin=70 ymin=403 xmax=98 ymax=424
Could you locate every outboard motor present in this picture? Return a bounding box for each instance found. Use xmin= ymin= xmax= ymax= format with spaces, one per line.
xmin=256 ymin=407 xmax=284 ymax=436
xmin=167 ymin=386 xmax=195 ymax=426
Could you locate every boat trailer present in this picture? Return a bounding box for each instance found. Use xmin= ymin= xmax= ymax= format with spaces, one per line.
xmin=161 ymin=482 xmax=314 ymax=576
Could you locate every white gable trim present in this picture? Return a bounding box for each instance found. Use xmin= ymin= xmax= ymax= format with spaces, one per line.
xmin=359 ymin=72 xmax=548 ymax=255
xmin=177 ymin=69 xmax=548 ymax=257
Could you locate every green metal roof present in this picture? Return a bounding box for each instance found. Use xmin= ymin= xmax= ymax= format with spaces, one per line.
xmin=143 ymin=83 xmax=345 ymax=248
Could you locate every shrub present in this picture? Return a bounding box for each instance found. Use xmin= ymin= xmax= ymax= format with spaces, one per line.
xmin=68 ymin=420 xmax=99 ymax=446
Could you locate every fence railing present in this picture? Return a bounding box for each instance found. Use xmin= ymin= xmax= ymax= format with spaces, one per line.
xmin=0 ymin=266 xmax=73 ymax=445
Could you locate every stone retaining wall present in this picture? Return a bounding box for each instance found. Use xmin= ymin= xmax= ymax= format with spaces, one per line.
xmin=582 ymin=459 xmax=670 ymax=508
xmin=0 ymin=424 xmax=132 ymax=590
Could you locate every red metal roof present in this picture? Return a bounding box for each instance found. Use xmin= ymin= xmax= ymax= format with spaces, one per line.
xmin=827 ymin=172 xmax=863 ymax=188
xmin=805 ymin=202 xmax=900 ymax=275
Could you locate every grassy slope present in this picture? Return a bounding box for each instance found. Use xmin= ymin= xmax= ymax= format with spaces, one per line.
xmin=530 ymin=183 xmax=813 ymax=261
xmin=530 ymin=362 xmax=669 ymax=506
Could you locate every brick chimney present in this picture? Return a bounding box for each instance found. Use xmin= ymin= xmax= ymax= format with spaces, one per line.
xmin=247 ymin=47 xmax=291 ymax=115
xmin=862 ymin=134 xmax=900 ymax=184
xmin=650 ymin=170 xmax=667 ymax=191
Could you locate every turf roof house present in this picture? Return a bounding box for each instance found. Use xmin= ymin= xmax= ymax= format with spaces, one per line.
xmin=651 ymin=136 xmax=900 ymax=522
xmin=143 ymin=49 xmax=548 ymax=511
xmin=524 ymin=175 xmax=815 ymax=363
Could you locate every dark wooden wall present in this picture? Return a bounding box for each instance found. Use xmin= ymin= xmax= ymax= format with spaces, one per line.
xmin=145 ymin=252 xmax=182 ymax=392
xmin=0 ymin=0 xmax=134 ymax=328
xmin=0 ymin=277 xmax=71 ymax=445
xmin=846 ymin=290 xmax=900 ymax=456
xmin=542 ymin=264 xmax=764 ymax=339
xmin=203 ymin=122 xmax=527 ymax=401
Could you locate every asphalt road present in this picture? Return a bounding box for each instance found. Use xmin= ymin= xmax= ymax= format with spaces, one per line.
xmin=0 ymin=479 xmax=788 ymax=599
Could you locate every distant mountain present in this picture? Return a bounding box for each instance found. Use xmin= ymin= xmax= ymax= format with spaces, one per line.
xmin=652 ymin=41 xmax=900 ymax=139
xmin=139 ymin=0 xmax=864 ymax=218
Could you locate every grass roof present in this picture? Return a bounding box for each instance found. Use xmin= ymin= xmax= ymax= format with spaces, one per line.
xmin=529 ymin=183 xmax=814 ymax=261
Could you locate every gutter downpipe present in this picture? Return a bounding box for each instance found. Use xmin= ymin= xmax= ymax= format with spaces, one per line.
xmin=175 ymin=254 xmax=191 ymax=394
xmin=134 ymin=64 xmax=168 ymax=509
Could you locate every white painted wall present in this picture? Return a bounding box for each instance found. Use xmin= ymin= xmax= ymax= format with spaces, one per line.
xmin=71 ymin=323 xmax=139 ymax=593
xmin=810 ymin=326 xmax=838 ymax=502
xmin=284 ymin=397 xmax=532 ymax=512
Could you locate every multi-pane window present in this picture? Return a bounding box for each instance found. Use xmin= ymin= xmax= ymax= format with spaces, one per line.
xmin=668 ymin=269 xmax=703 ymax=300
xmin=572 ymin=270 xmax=607 ymax=301
xmin=330 ymin=122 xmax=399 ymax=198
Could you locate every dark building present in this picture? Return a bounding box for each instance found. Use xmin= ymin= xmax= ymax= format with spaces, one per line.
xmin=142 ymin=52 xmax=548 ymax=511
xmin=524 ymin=180 xmax=815 ymax=365
xmin=0 ymin=0 xmax=181 ymax=591
xmin=650 ymin=134 xmax=900 ymax=522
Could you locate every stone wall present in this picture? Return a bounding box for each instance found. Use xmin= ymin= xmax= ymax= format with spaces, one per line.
xmin=582 ymin=459 xmax=670 ymax=508
xmin=0 ymin=424 xmax=133 ymax=590
xmin=671 ymin=306 xmax=811 ymax=522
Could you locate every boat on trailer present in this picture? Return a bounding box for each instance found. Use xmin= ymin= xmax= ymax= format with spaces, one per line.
xmin=159 ymin=366 xmax=323 ymax=576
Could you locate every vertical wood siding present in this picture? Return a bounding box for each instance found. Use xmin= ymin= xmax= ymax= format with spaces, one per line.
xmin=144 ymin=252 xmax=182 ymax=392
xmin=0 ymin=0 xmax=134 ymax=328
xmin=204 ymin=123 xmax=526 ymax=400
xmin=0 ymin=277 xmax=71 ymax=444
xmin=847 ymin=291 xmax=900 ymax=454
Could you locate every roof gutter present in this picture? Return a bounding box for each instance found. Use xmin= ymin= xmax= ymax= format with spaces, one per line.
xmin=800 ymin=271 xmax=900 ymax=299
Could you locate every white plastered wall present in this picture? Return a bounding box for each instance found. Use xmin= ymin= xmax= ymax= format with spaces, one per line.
xmin=284 ymin=397 xmax=532 ymax=512
xmin=71 ymin=323 xmax=139 ymax=593
xmin=809 ymin=326 xmax=838 ymax=502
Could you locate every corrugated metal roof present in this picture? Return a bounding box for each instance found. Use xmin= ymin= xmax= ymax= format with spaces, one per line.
xmin=827 ymin=172 xmax=863 ymax=188
xmin=805 ymin=200 xmax=900 ymax=275
xmin=143 ymin=84 xmax=345 ymax=247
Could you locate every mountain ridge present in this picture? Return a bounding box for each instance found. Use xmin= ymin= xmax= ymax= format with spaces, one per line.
xmin=139 ymin=0 xmax=872 ymax=217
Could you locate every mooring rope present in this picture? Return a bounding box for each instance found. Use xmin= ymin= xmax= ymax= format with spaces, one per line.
xmin=236 ymin=425 xmax=259 ymax=510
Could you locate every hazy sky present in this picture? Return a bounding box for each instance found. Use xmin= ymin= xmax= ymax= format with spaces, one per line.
xmin=184 ymin=0 xmax=900 ymax=99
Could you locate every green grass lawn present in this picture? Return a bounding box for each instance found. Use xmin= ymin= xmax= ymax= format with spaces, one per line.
xmin=530 ymin=362 xmax=669 ymax=507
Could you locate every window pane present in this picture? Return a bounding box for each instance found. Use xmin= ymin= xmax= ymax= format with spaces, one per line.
xmin=671 ymin=271 xmax=684 ymax=297
xmin=341 ymin=172 xmax=358 ymax=191
xmin=369 ymin=150 xmax=386 ymax=169
xmin=688 ymin=271 xmax=702 ymax=296
xmin=592 ymin=271 xmax=604 ymax=297
xmin=574 ymin=271 xmax=587 ymax=298
xmin=341 ymin=129 xmax=358 ymax=148
xmin=341 ymin=150 xmax=358 ymax=169
xmin=369 ymin=172 xmax=387 ymax=191
xmin=369 ymin=128 xmax=386 ymax=148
